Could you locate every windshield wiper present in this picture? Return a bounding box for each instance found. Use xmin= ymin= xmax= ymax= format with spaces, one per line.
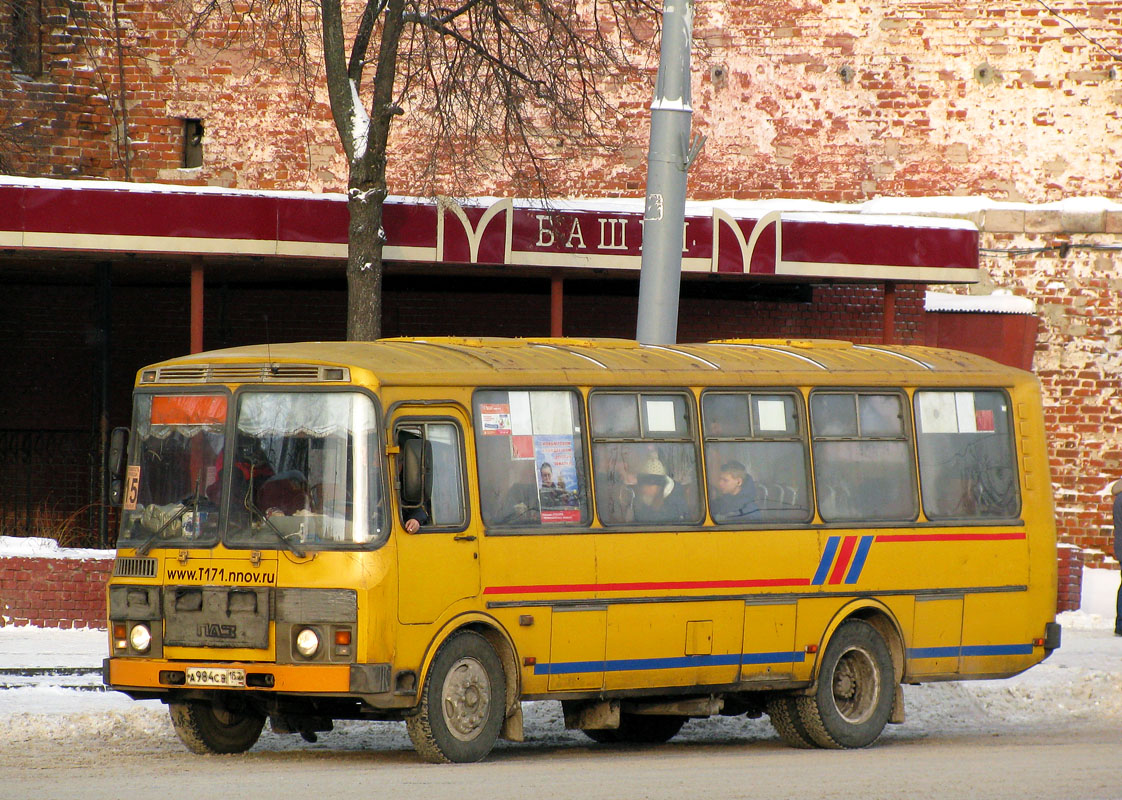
xmin=243 ymin=492 xmax=307 ymax=558
xmin=135 ymin=472 xmax=206 ymax=557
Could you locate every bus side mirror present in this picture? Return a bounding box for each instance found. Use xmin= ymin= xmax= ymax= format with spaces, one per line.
xmin=108 ymin=427 xmax=129 ymax=506
xmin=401 ymin=436 xmax=432 ymax=510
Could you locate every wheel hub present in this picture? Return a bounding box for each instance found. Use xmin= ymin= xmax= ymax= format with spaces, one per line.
xmin=441 ymin=656 xmax=492 ymax=742
xmin=830 ymin=645 xmax=879 ymax=725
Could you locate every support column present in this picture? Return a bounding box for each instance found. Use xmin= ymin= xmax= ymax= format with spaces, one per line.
xmin=190 ymin=259 xmax=204 ymax=354
xmin=882 ymin=282 xmax=897 ymax=345
xmin=550 ymin=275 xmax=564 ymax=338
xmin=97 ymin=262 xmax=111 ymax=548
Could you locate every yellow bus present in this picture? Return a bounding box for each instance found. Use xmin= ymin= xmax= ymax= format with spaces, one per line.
xmin=104 ymin=337 xmax=1059 ymax=762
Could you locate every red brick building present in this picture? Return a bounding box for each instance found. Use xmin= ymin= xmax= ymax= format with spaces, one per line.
xmin=2 ymin=0 xmax=1122 ymax=571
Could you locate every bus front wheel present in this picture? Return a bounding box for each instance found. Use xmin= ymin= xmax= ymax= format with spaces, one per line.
xmin=406 ymin=630 xmax=507 ymax=763
xmin=795 ymin=619 xmax=895 ymax=749
xmin=169 ymin=699 xmax=265 ymax=754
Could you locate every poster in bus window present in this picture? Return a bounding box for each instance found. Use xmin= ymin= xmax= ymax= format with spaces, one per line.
xmin=479 ymin=403 xmax=512 ymax=436
xmin=534 ymin=435 xmax=581 ymax=522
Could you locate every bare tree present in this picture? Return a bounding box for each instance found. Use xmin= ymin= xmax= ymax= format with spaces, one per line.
xmin=179 ymin=0 xmax=657 ymax=339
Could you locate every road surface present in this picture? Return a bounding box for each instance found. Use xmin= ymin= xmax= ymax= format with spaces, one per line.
xmin=1 ymin=697 xmax=1116 ymax=800
xmin=3 ymin=620 xmax=1120 ymax=799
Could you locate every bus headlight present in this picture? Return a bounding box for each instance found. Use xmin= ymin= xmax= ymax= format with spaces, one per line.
xmin=129 ymin=624 xmax=152 ymax=654
xmin=295 ymin=628 xmax=320 ymax=658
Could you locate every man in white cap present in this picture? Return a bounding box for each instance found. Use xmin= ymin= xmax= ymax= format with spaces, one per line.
xmin=1114 ymin=480 xmax=1122 ymax=635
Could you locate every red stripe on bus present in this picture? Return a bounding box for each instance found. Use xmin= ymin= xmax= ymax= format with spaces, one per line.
xmin=827 ymin=536 xmax=858 ymax=585
xmin=482 ymin=577 xmax=812 ymax=596
xmin=875 ymin=532 xmax=1027 ymax=543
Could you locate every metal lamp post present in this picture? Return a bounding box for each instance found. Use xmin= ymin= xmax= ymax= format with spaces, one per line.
xmin=635 ymin=0 xmax=703 ymax=345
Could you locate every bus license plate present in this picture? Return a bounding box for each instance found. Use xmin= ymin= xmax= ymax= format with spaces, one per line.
xmin=185 ymin=667 xmax=246 ymax=688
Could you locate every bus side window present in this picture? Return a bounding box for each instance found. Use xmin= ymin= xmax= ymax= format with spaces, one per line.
xmin=810 ymin=391 xmax=918 ymax=523
xmin=701 ymin=391 xmax=811 ymax=525
xmin=472 ymin=390 xmax=590 ymax=528
xmin=590 ymin=391 xmax=703 ymax=527
xmin=914 ymin=390 xmax=1020 ymax=520
xmin=396 ymin=423 xmax=467 ymax=530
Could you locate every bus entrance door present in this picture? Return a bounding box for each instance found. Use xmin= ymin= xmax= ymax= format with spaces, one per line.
xmin=392 ymin=406 xmax=480 ymax=625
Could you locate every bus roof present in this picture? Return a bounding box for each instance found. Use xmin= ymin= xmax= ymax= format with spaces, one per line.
xmin=138 ymin=337 xmax=1034 ymax=389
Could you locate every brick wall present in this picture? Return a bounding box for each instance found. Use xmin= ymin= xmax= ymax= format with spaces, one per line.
xmin=0 ymin=551 xmax=113 ymax=629
xmin=1057 ymin=544 xmax=1084 ymax=613
xmin=965 ymin=206 xmax=1122 ymax=567
xmin=3 ymin=1 xmax=1122 ymax=201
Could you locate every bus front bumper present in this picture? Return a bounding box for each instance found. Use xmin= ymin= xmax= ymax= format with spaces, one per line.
xmin=103 ymin=658 xmax=391 ymax=696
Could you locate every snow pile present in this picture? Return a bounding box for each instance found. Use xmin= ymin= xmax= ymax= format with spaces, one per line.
xmin=0 ymin=535 xmax=113 ymax=561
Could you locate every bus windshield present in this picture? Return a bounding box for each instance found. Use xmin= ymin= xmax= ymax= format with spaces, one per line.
xmin=118 ymin=393 xmax=227 ymax=549
xmin=118 ymin=390 xmax=385 ymax=551
xmin=224 ymin=391 xmax=384 ymax=549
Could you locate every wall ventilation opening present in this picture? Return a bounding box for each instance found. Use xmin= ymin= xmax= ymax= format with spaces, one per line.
xmin=183 ymin=118 xmax=205 ymax=168
xmin=11 ymin=0 xmax=43 ymax=78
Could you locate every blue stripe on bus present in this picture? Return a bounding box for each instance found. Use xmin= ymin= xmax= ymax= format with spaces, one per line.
xmin=909 ymin=643 xmax=1035 ymax=660
xmin=908 ymin=646 xmax=961 ymax=659
xmin=844 ymin=535 xmax=875 ymax=584
xmin=811 ymin=536 xmax=840 ymax=586
xmin=534 ymin=651 xmax=807 ymax=676
xmin=961 ymin=643 xmax=1035 ymax=657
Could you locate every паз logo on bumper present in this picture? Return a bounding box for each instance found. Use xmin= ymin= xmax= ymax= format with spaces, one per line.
xmin=197 ymin=623 xmax=237 ymax=639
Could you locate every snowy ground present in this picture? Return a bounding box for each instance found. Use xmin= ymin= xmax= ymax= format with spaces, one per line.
xmin=1 ymin=571 xmax=1120 ymax=766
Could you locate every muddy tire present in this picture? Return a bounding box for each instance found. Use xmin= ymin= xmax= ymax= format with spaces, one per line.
xmin=170 ymin=699 xmax=265 ymax=755
xmin=766 ymin=696 xmax=816 ymax=749
xmin=583 ymin=713 xmax=685 ymax=744
xmin=406 ymin=630 xmax=506 ymax=764
xmin=794 ymin=619 xmax=895 ymax=749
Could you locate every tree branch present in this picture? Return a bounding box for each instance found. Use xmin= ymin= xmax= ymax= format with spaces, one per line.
xmin=321 ymin=0 xmax=356 ymax=159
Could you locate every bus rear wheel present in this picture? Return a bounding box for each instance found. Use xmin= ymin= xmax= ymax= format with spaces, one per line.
xmin=583 ymin=713 xmax=685 ymax=744
xmin=170 ymin=699 xmax=265 ymax=755
xmin=794 ymin=619 xmax=895 ymax=749
xmin=765 ymin=696 xmax=816 ymax=749
xmin=406 ymin=630 xmax=506 ymax=764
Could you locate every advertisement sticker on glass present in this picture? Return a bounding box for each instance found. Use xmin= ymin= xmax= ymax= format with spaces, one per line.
xmin=480 ymin=403 xmax=512 ymax=436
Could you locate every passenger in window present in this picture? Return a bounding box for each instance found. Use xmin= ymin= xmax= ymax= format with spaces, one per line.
xmin=402 ymin=506 xmax=429 ymax=533
xmin=218 ymin=440 xmax=275 ymax=516
xmin=642 ymin=450 xmax=667 ymax=477
xmin=497 ymin=482 xmax=540 ymax=523
xmin=711 ymin=460 xmax=760 ymax=522
xmin=596 ymin=444 xmax=641 ymax=523
xmin=634 ymin=472 xmax=689 ymax=524
xmin=260 ymin=470 xmax=309 ymax=518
